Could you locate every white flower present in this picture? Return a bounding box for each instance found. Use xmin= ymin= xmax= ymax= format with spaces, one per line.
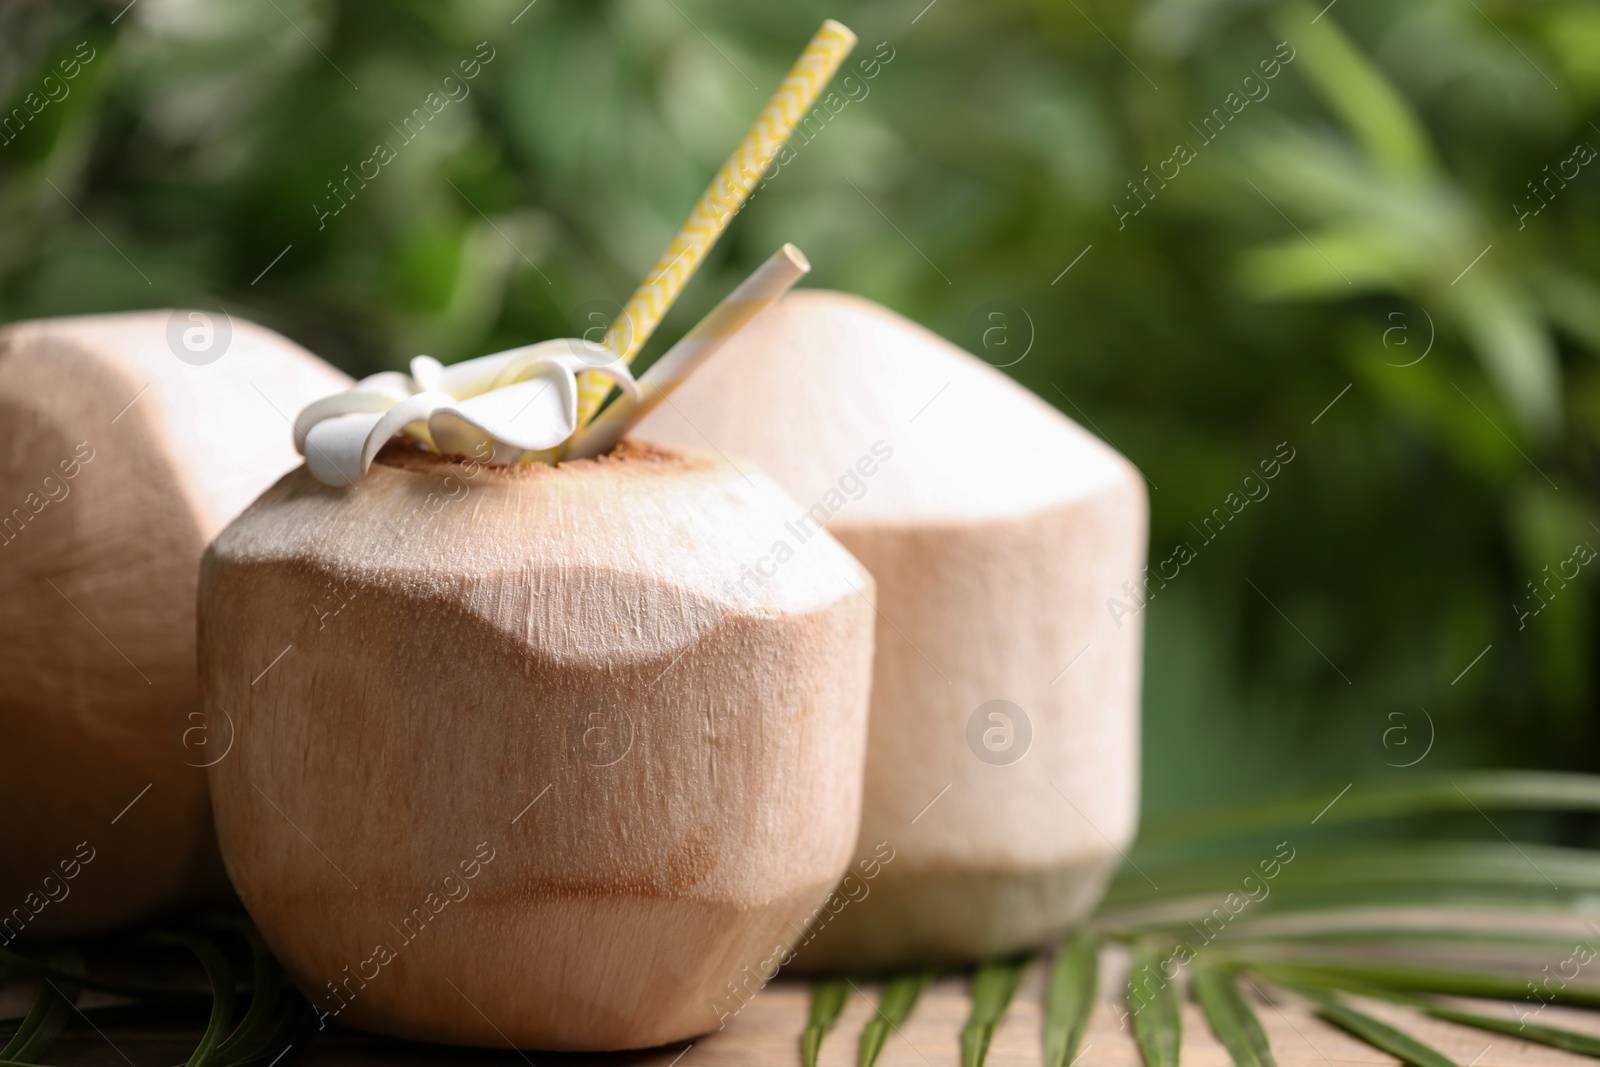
xmin=293 ymin=339 xmax=639 ymax=486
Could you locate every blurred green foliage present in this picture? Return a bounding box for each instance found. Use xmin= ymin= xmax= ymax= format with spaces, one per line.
xmin=3 ymin=0 xmax=1598 ymax=820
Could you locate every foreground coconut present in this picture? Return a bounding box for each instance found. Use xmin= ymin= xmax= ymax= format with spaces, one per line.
xmin=199 ymin=443 xmax=874 ymax=1049
xmin=634 ymin=290 xmax=1149 ymax=969
xmin=0 ymin=311 xmax=349 ymax=936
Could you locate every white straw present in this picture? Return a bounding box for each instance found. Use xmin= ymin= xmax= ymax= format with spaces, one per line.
xmin=562 ymin=243 xmax=810 ymax=460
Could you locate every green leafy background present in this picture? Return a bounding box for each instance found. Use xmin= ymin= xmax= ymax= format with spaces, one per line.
xmin=4 ymin=0 xmax=1598 ymax=824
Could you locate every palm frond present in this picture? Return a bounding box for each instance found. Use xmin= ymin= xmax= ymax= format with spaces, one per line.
xmin=858 ymin=972 xmax=931 ymax=1067
xmin=1192 ymin=965 xmax=1276 ymax=1067
xmin=802 ymin=978 xmax=850 ymax=1067
xmin=0 ymin=921 xmax=300 ymax=1067
xmin=1285 ymin=982 xmax=1458 ymax=1067
xmin=1137 ymin=771 xmax=1600 ymax=849
xmin=1414 ymin=998 xmax=1600 ymax=1057
xmin=1245 ymin=957 xmax=1600 ymax=1007
xmin=1244 ymin=963 xmax=1600 ymax=1059
xmin=0 ymin=953 xmax=79 ymax=1065
xmin=1106 ymin=840 xmax=1600 ymax=913
xmin=961 ymin=957 xmax=1027 ymax=1067
xmin=144 ymin=933 xmax=236 ymax=1067
xmin=1044 ymin=933 xmax=1098 ymax=1067
xmin=1129 ymin=942 xmax=1182 ymax=1067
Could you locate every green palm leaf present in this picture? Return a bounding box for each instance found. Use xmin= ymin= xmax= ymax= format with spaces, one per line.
xmin=1107 ymin=840 xmax=1600 ymax=912
xmin=1192 ymin=965 xmax=1276 ymax=1067
xmin=146 ymin=933 xmax=236 ymax=1067
xmin=1252 ymin=964 xmax=1600 ymax=1059
xmin=1249 ymin=958 xmax=1600 ymax=1007
xmin=962 ymin=957 xmax=1027 ymax=1067
xmin=802 ymin=978 xmax=850 ymax=1067
xmin=1135 ymin=772 xmax=1600 ymax=849
xmin=220 ymin=990 xmax=316 ymax=1067
xmin=859 ymin=972 xmax=931 ymax=1067
xmin=1129 ymin=943 xmax=1182 ymax=1067
xmin=0 ymin=954 xmax=80 ymax=1065
xmin=1044 ymin=933 xmax=1098 ymax=1067
xmin=1418 ymin=1000 xmax=1600 ymax=1058
xmin=1283 ymin=982 xmax=1456 ymax=1067
xmin=211 ymin=921 xmax=283 ymax=1061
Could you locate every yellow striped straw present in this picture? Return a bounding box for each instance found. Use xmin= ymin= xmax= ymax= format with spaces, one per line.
xmin=571 ymin=19 xmax=857 ymax=430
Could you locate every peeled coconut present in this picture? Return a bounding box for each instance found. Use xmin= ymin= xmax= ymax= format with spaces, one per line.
xmin=633 ymin=290 xmax=1148 ymax=969
xmin=0 ymin=311 xmax=350 ymax=936
xmin=198 ymin=442 xmax=875 ymax=1049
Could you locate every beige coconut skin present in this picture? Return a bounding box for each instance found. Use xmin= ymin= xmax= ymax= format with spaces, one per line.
xmin=634 ymin=290 xmax=1149 ymax=970
xmin=199 ymin=444 xmax=876 ymax=1050
xmin=0 ymin=312 xmax=349 ymax=936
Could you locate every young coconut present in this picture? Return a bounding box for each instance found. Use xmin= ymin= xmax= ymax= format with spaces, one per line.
xmin=199 ymin=267 xmax=877 ymax=1049
xmin=0 ymin=310 xmax=350 ymax=935
xmin=632 ymin=289 xmax=1149 ymax=970
xmin=200 ymin=439 xmax=875 ymax=1049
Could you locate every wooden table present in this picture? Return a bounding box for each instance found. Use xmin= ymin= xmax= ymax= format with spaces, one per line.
xmin=21 ymin=953 xmax=1600 ymax=1067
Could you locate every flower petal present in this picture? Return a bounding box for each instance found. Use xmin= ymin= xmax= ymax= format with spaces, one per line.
xmin=359 ymin=391 xmax=453 ymax=473
xmin=353 ymin=371 xmax=417 ymax=397
xmin=430 ymin=346 xmax=549 ymax=399
xmin=496 ymin=339 xmax=640 ymax=400
xmin=293 ymin=390 xmax=401 ymax=454
xmin=409 ymin=356 xmax=445 ymax=392
xmin=303 ymin=411 xmax=385 ymax=487
xmin=430 ymin=372 xmax=576 ymax=452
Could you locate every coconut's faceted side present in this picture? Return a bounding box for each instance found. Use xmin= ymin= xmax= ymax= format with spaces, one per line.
xmin=199 ymin=445 xmax=875 ymax=1051
xmin=0 ymin=312 xmax=350 ymax=936
xmin=634 ymin=290 xmax=1149 ymax=969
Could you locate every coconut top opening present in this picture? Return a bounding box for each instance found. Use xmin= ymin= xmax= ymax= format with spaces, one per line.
xmin=371 ymin=438 xmax=702 ymax=477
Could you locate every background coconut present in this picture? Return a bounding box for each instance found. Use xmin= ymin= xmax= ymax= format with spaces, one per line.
xmin=199 ymin=443 xmax=876 ymax=1050
xmin=0 ymin=311 xmax=350 ymax=935
xmin=633 ymin=290 xmax=1149 ymax=969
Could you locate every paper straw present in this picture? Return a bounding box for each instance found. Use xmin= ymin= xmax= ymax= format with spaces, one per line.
xmin=571 ymin=19 xmax=857 ymax=429
xmin=564 ymin=244 xmax=810 ymax=460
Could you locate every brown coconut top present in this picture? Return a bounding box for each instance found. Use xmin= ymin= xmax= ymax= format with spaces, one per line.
xmin=632 ymin=290 xmax=1141 ymax=525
